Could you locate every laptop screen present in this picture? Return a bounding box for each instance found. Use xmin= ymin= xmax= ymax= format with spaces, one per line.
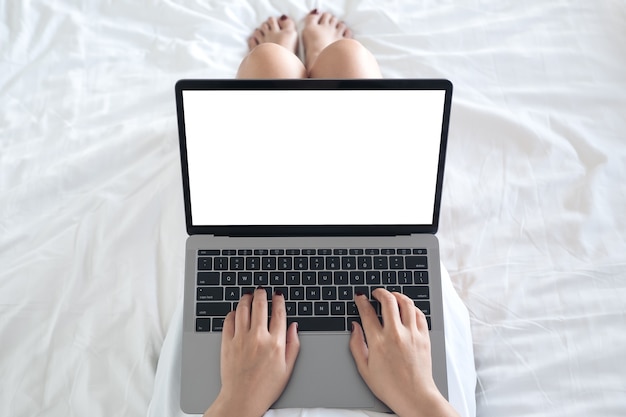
xmin=177 ymin=80 xmax=452 ymax=235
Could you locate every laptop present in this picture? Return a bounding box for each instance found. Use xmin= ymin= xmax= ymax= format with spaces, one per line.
xmin=175 ymin=79 xmax=453 ymax=413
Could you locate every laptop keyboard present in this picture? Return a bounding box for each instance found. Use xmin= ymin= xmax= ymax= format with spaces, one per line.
xmin=194 ymin=248 xmax=431 ymax=332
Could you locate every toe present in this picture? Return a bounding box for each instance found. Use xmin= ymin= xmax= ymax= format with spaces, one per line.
xmin=305 ymin=11 xmax=321 ymax=25
xmin=278 ymin=15 xmax=295 ymax=30
xmin=267 ymin=16 xmax=279 ymax=31
xmin=252 ymin=28 xmax=264 ymax=42
xmin=320 ymin=12 xmax=332 ymax=25
xmin=337 ymin=21 xmax=351 ymax=37
xmin=247 ymin=36 xmax=258 ymax=50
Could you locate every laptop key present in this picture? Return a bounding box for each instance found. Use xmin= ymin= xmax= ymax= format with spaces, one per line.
xmin=405 ymin=256 xmax=428 ymax=269
xmin=389 ymin=256 xmax=404 ymax=269
xmin=314 ymin=302 xmax=329 ymax=315
xmin=198 ymin=250 xmax=220 ymax=256
xmin=197 ymin=287 xmax=223 ymax=301
xmin=225 ymin=287 xmax=239 ymax=300
xmin=403 ymin=286 xmax=430 ymax=300
xmin=196 ymin=302 xmax=231 ymax=316
xmin=212 ymin=318 xmax=225 ymax=331
xmin=341 ymin=256 xmax=357 ymax=269
xmin=331 ymin=302 xmax=345 ymax=315
xmin=414 ymin=271 xmax=429 ymax=284
xmin=214 ymin=257 xmax=229 ymax=270
xmin=197 ymin=272 xmax=219 ymax=285
xmin=415 ymin=301 xmax=431 ymax=315
xmin=310 ymin=257 xmax=325 ymax=270
xmin=285 ymin=302 xmax=296 ymax=316
xmin=298 ymin=302 xmax=313 ymax=315
xmin=373 ymin=256 xmax=388 ymax=269
xmin=254 ymin=272 xmax=269 ymax=286
xmin=287 ymin=317 xmax=345 ymax=331
xmin=262 ymin=257 xmax=277 ymax=270
xmin=238 ymin=272 xmax=252 ymax=285
xmin=358 ymin=256 xmax=373 ymax=269
xmin=230 ymin=257 xmax=244 ymax=270
xmin=196 ymin=318 xmax=211 ymax=332
xmin=278 ymin=257 xmax=292 ymax=270
xmin=198 ymin=257 xmax=212 ymax=270
xmin=246 ymin=257 xmax=261 ymax=270
xmin=294 ymin=257 xmax=308 ymax=270
xmin=221 ymin=272 xmax=236 ymax=285
xmin=325 ymin=256 xmax=340 ymax=270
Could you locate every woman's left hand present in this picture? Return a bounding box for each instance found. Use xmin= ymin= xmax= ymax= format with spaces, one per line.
xmin=203 ymin=287 xmax=300 ymax=417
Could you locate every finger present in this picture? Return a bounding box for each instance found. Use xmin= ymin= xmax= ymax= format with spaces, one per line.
xmin=235 ymin=293 xmax=252 ymax=334
xmin=372 ymin=288 xmax=401 ymax=328
xmin=392 ymin=291 xmax=417 ymax=328
xmin=222 ymin=310 xmax=235 ymax=341
xmin=251 ymin=286 xmax=269 ymax=330
xmin=415 ymin=303 xmax=429 ymax=333
xmin=285 ymin=321 xmax=300 ymax=371
xmin=269 ymin=290 xmax=287 ymax=338
xmin=355 ymin=292 xmax=381 ymax=336
xmin=349 ymin=321 xmax=370 ymax=378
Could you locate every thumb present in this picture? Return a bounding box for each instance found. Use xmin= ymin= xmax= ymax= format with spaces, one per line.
xmin=285 ymin=322 xmax=300 ymax=370
xmin=349 ymin=321 xmax=369 ymax=378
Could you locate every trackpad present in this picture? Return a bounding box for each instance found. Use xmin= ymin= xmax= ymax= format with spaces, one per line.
xmin=272 ymin=333 xmax=387 ymax=411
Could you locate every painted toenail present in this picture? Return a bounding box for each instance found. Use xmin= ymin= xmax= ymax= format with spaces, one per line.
xmin=280 ymin=14 xmax=287 ymax=21
xmin=310 ymin=9 xmax=319 ymax=15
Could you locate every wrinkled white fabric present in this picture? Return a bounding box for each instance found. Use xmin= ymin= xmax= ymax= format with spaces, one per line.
xmin=1 ymin=1 xmax=625 ymax=417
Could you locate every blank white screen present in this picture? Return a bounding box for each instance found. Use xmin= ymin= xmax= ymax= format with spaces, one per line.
xmin=183 ymin=89 xmax=445 ymax=226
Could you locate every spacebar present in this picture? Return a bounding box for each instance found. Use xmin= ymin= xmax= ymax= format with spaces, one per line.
xmin=287 ymin=317 xmax=346 ymax=331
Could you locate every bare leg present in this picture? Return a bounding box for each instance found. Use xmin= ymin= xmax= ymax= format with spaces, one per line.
xmin=303 ymin=11 xmax=382 ymax=78
xmin=237 ymin=15 xmax=306 ymax=79
xmin=237 ymin=11 xmax=381 ymax=79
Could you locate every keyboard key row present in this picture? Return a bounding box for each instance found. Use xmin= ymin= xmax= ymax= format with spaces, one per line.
xmin=198 ymin=255 xmax=428 ymax=271
xmin=197 ymin=297 xmax=430 ymax=317
xmin=196 ymin=314 xmax=432 ymax=332
xmin=198 ymin=248 xmax=428 ymax=256
xmin=197 ymin=270 xmax=429 ymax=286
xmin=197 ymin=285 xmax=429 ymax=302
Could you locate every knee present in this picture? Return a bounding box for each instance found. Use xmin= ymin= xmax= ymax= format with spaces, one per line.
xmin=311 ymin=39 xmax=381 ymax=78
xmin=244 ymin=43 xmax=289 ymax=64
xmin=237 ymin=43 xmax=306 ymax=79
xmin=319 ymin=39 xmax=371 ymax=62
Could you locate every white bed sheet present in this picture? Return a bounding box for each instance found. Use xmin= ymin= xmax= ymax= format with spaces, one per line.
xmin=1 ymin=1 xmax=625 ymax=416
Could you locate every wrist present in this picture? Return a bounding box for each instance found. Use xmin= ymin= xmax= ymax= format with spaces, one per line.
xmin=396 ymin=388 xmax=459 ymax=417
xmin=203 ymin=391 xmax=263 ymax=417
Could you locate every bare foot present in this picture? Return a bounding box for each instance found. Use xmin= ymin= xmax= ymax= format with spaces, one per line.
xmin=248 ymin=15 xmax=298 ymax=54
xmin=302 ymin=10 xmax=353 ymax=71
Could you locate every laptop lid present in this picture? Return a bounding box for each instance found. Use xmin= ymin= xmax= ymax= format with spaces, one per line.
xmin=175 ymin=79 xmax=452 ymax=237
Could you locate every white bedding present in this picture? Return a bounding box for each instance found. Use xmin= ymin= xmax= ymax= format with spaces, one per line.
xmin=1 ymin=1 xmax=625 ymax=416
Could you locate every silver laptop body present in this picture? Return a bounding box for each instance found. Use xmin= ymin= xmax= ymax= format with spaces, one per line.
xmin=175 ymin=79 xmax=453 ymax=413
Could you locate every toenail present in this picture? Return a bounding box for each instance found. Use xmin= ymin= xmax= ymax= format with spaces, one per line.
xmin=280 ymin=14 xmax=287 ymax=20
xmin=310 ymin=9 xmax=319 ymax=14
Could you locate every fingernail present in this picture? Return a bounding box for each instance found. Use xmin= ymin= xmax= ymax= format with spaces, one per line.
xmin=256 ymin=285 xmax=264 ymax=290
xmin=350 ymin=322 xmax=355 ymax=332
xmin=280 ymin=14 xmax=288 ymax=21
xmin=310 ymin=9 xmax=318 ymax=15
xmin=275 ymin=289 xmax=283 ymax=297
xmin=355 ymin=291 xmax=364 ymax=297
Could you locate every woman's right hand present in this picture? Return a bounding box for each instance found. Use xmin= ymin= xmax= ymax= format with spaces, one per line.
xmin=349 ymin=288 xmax=459 ymax=417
